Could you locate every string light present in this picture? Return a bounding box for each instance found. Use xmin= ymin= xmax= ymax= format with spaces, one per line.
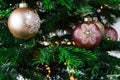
xmin=39 ymin=40 xmax=76 ymax=46
xmin=55 ymin=41 xmax=60 ymax=45
xmin=61 ymin=41 xmax=66 ymax=44
xmin=100 ymin=4 xmax=109 ymax=10
xmin=45 ymin=65 xmax=51 ymax=79
xmin=100 ymin=6 xmax=103 ymax=9
xmin=9 ymin=3 xmax=12 ymax=6
xmin=72 ymin=41 xmax=75 ymax=45
xmin=104 ymin=4 xmax=108 ymax=7
xmin=64 ymin=62 xmax=66 ymax=65
xmin=67 ymin=42 xmax=71 ymax=45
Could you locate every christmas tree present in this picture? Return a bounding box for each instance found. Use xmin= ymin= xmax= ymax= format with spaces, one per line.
xmin=0 ymin=0 xmax=120 ymax=80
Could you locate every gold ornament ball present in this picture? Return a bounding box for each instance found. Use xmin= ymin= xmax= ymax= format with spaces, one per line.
xmin=8 ymin=5 xmax=41 ymax=39
xmin=94 ymin=21 xmax=105 ymax=35
xmin=93 ymin=17 xmax=105 ymax=35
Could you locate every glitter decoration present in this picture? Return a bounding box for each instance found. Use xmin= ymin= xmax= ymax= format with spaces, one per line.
xmin=8 ymin=3 xmax=41 ymax=39
xmin=77 ymin=23 xmax=101 ymax=44
xmin=24 ymin=10 xmax=40 ymax=34
xmin=72 ymin=20 xmax=102 ymax=49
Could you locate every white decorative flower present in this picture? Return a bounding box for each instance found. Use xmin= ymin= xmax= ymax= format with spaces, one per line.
xmin=77 ymin=23 xmax=101 ymax=44
xmin=24 ymin=10 xmax=40 ymax=34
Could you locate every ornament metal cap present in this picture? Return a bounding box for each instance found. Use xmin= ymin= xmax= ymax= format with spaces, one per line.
xmin=19 ymin=2 xmax=27 ymax=7
xmin=84 ymin=17 xmax=92 ymax=22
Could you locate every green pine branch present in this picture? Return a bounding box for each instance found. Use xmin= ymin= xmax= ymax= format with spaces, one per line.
xmin=0 ymin=48 xmax=19 ymax=80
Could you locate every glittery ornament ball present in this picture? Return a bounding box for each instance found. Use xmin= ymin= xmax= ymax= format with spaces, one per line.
xmin=72 ymin=21 xmax=102 ymax=49
xmin=105 ymin=26 xmax=118 ymax=41
xmin=8 ymin=6 xmax=41 ymax=39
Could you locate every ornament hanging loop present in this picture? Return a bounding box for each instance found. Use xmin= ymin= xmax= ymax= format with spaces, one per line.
xmin=19 ymin=0 xmax=27 ymax=8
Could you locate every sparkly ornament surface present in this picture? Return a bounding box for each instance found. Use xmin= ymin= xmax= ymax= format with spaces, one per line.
xmin=93 ymin=20 xmax=105 ymax=35
xmin=72 ymin=22 xmax=102 ymax=49
xmin=8 ymin=6 xmax=40 ymax=39
xmin=105 ymin=26 xmax=118 ymax=41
